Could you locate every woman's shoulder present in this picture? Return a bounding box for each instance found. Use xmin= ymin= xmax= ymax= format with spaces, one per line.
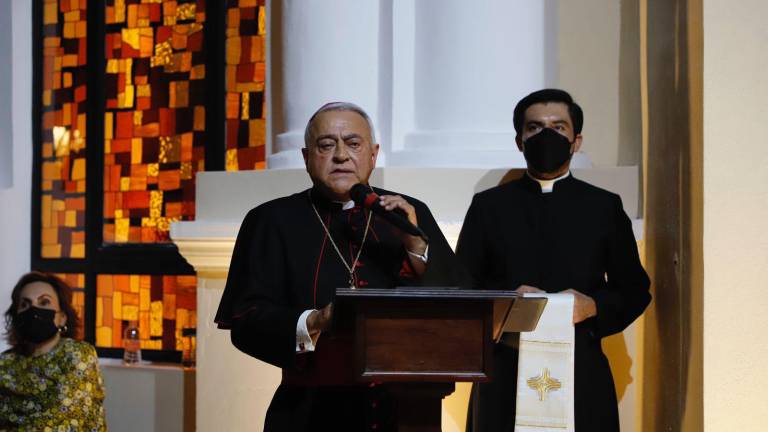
xmin=56 ymin=338 xmax=99 ymax=362
xmin=0 ymin=347 xmax=16 ymax=364
xmin=61 ymin=337 xmax=97 ymax=353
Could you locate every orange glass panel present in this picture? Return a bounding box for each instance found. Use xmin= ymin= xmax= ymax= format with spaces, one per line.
xmin=54 ymin=273 xmax=86 ymax=340
xmin=103 ymin=0 xmax=206 ymax=244
xmin=96 ymin=274 xmax=196 ymax=351
xmin=40 ymin=0 xmax=87 ymax=258
xmin=225 ymin=0 xmax=266 ymax=171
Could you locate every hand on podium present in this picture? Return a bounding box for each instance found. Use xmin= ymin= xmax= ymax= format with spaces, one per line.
xmin=515 ymin=284 xmax=545 ymax=294
xmin=515 ymin=285 xmax=597 ymax=324
xmin=562 ymin=289 xmax=596 ymax=324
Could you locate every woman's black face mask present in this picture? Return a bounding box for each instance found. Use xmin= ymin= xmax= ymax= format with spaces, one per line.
xmin=15 ymin=306 xmax=60 ymax=344
xmin=523 ymin=127 xmax=574 ymax=174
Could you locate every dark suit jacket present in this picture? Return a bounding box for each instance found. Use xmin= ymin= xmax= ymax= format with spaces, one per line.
xmin=457 ymin=173 xmax=651 ymax=432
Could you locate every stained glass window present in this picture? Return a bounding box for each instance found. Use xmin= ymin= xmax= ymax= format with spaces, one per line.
xmin=225 ymin=0 xmax=267 ymax=171
xmin=55 ymin=273 xmax=86 ymax=340
xmin=95 ymin=274 xmax=197 ymax=351
xmin=40 ymin=0 xmax=88 ymax=258
xmin=34 ymin=0 xmax=267 ymax=362
xmin=103 ymin=0 xmax=206 ymax=243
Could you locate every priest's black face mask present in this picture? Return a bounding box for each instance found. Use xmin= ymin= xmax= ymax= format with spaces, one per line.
xmin=523 ymin=128 xmax=573 ymax=174
xmin=303 ymin=110 xmax=380 ymax=202
xmin=516 ymin=102 xmax=582 ymax=177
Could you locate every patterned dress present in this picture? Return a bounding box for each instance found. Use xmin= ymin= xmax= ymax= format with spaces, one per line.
xmin=0 ymin=338 xmax=107 ymax=431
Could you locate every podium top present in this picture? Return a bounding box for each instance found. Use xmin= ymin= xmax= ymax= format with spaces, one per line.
xmin=336 ymin=287 xmax=519 ymax=300
xmin=336 ymin=287 xmax=545 ymax=337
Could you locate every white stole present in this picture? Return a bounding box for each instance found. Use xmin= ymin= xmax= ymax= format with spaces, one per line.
xmin=514 ymin=293 xmax=575 ymax=431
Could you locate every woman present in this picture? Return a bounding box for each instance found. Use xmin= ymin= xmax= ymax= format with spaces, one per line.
xmin=1 ymin=272 xmax=107 ymax=431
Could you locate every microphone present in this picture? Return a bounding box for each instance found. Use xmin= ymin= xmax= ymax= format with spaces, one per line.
xmin=350 ymin=184 xmax=429 ymax=241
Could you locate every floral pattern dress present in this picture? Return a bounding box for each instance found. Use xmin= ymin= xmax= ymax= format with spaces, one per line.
xmin=0 ymin=338 xmax=107 ymax=431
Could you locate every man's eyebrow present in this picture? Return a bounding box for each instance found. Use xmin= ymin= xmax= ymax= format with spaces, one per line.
xmin=314 ymin=134 xmax=338 ymax=142
xmin=341 ymin=133 xmax=363 ymax=140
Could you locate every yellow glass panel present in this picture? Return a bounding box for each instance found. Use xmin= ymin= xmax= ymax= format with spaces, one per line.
xmin=176 ymin=3 xmax=196 ymax=20
xmin=96 ymin=327 xmax=112 ymax=347
xmin=226 ymin=37 xmax=240 ymax=65
xmin=113 ymin=291 xmax=122 ymax=320
xmin=226 ymin=149 xmax=238 ymax=171
xmin=63 ymin=23 xmax=76 ymax=39
xmin=71 ymin=158 xmax=86 ymax=181
xmin=43 ymin=2 xmax=58 ymax=25
xmin=64 ymin=210 xmax=77 ymax=228
xmin=64 ymin=11 xmax=80 ymax=23
xmin=130 ymin=275 xmax=140 ymax=293
xmin=115 ymin=218 xmax=130 ymax=243
xmin=70 ymin=244 xmax=85 ymax=259
xmin=41 ymin=245 xmax=62 ymax=258
xmin=140 ymin=287 xmax=150 ymax=311
xmin=96 ymin=297 xmax=103 ymax=327
xmin=41 ymin=195 xmax=53 ymax=228
xmin=123 ymin=305 xmax=139 ymax=321
xmin=240 ymin=92 xmax=249 ymax=120
xmin=150 ymin=301 xmax=163 ymax=337
xmin=122 ymin=28 xmax=141 ymax=50
xmin=131 ymin=138 xmax=143 ymax=164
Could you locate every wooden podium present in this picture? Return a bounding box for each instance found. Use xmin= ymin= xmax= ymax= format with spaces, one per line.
xmin=318 ymin=288 xmax=544 ymax=432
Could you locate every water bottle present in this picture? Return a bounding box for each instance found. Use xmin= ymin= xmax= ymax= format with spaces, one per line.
xmin=123 ymin=321 xmax=142 ymax=365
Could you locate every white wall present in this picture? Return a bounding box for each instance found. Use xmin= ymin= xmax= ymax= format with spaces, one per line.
xmin=0 ymin=0 xmax=33 ymax=353
xmin=703 ymin=1 xmax=768 ymax=430
xmin=0 ymin=0 xmax=12 ymax=189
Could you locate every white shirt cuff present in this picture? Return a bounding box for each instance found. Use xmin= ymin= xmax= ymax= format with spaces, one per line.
xmin=296 ymin=309 xmax=319 ymax=353
xmin=406 ymin=244 xmax=429 ymax=263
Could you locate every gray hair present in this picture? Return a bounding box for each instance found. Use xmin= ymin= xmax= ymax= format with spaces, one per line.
xmin=303 ymin=102 xmax=377 ymax=147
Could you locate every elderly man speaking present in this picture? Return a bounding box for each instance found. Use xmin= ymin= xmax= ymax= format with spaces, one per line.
xmin=215 ymin=102 xmax=464 ymax=431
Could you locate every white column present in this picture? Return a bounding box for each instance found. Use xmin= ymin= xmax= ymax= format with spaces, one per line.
xmin=389 ymin=0 xmax=589 ymax=169
xmin=0 ymin=0 xmax=33 ymax=354
xmin=269 ymin=0 xmax=383 ymax=169
xmin=0 ymin=0 xmax=11 ymax=188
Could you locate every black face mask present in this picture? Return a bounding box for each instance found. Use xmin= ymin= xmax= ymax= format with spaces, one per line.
xmin=15 ymin=306 xmax=60 ymax=344
xmin=522 ymin=127 xmax=574 ymax=174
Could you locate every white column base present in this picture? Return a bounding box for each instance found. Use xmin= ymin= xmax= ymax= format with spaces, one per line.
xmin=391 ymin=129 xmax=592 ymax=169
xmin=268 ymin=131 xmax=305 ymax=169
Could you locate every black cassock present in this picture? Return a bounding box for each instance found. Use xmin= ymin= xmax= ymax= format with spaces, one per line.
xmin=215 ymin=186 xmax=465 ymax=432
xmin=457 ymin=174 xmax=651 ymax=432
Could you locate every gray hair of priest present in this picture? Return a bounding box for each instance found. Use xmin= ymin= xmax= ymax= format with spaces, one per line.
xmin=303 ymin=102 xmax=377 ymax=147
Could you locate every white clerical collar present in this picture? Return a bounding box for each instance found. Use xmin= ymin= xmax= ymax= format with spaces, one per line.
xmin=334 ymin=200 xmax=355 ymax=210
xmin=527 ymin=171 xmax=571 ymax=193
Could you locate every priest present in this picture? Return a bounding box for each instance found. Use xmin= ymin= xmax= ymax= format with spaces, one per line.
xmin=458 ymin=89 xmax=651 ymax=431
xmin=215 ymin=102 xmax=464 ymax=431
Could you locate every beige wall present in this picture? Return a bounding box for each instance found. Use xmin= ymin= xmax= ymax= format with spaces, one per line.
xmin=560 ymin=0 xmax=642 ymax=168
xmin=703 ymin=1 xmax=768 ymax=430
